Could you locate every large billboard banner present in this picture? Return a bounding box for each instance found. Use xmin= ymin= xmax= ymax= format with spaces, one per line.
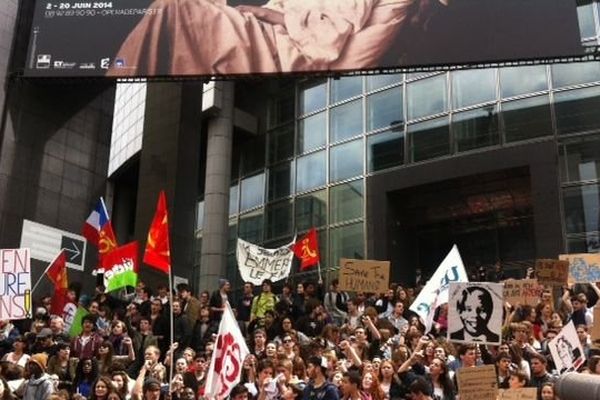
xmin=25 ymin=0 xmax=584 ymax=79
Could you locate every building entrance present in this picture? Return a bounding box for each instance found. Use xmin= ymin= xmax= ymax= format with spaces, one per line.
xmin=390 ymin=167 xmax=535 ymax=281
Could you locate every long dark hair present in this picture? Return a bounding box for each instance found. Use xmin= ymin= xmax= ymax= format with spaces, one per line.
xmin=430 ymin=356 xmax=455 ymax=398
xmin=73 ymin=358 xmax=99 ymax=385
xmin=89 ymin=376 xmax=117 ymax=400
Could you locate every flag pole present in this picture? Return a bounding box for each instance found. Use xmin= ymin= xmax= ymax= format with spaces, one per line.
xmin=31 ymin=251 xmax=63 ymax=295
xmin=168 ymin=270 xmax=174 ymax=386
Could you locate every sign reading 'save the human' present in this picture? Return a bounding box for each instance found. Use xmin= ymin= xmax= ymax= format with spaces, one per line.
xmin=338 ymin=259 xmax=390 ymax=294
xmin=25 ymin=0 xmax=583 ymax=79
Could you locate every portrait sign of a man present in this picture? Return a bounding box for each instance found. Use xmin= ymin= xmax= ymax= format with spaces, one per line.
xmin=448 ymin=282 xmax=503 ymax=345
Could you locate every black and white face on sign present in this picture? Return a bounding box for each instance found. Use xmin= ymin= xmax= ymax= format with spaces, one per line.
xmin=448 ymin=282 xmax=503 ymax=345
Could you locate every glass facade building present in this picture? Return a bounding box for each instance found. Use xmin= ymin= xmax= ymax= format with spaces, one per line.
xmin=193 ymin=1 xmax=600 ymax=287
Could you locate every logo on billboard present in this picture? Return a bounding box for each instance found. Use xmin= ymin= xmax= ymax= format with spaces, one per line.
xmin=36 ymin=54 xmax=51 ymax=69
xmin=53 ymin=61 xmax=76 ymax=70
xmin=100 ymin=58 xmax=110 ymax=69
xmin=79 ymin=62 xmax=96 ymax=70
xmin=115 ymin=58 xmax=125 ymax=68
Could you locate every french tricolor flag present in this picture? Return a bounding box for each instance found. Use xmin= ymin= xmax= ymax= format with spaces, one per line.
xmin=82 ymin=198 xmax=117 ymax=258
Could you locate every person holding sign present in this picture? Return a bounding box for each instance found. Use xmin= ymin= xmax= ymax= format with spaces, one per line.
xmin=449 ymin=286 xmax=500 ymax=343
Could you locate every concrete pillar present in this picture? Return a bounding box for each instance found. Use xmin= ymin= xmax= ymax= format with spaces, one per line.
xmin=199 ymin=81 xmax=234 ymax=292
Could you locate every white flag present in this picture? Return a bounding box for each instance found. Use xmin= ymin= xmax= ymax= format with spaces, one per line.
xmin=236 ymin=238 xmax=294 ymax=285
xmin=205 ymin=302 xmax=250 ymax=400
xmin=409 ymin=245 xmax=469 ymax=332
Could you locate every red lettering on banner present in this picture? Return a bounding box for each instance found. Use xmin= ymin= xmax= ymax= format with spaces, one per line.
xmin=214 ymin=332 xmax=242 ymax=398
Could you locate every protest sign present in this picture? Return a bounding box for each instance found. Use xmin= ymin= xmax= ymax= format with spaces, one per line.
xmin=592 ymin=307 xmax=600 ymax=342
xmin=448 ymin=282 xmax=503 ymax=345
xmin=503 ymin=279 xmax=543 ymax=306
xmin=559 ymin=253 xmax=600 ymax=283
xmin=236 ymin=239 xmax=294 ymax=286
xmin=0 ymin=248 xmax=32 ymax=320
xmin=457 ymin=365 xmax=498 ymax=400
xmin=548 ymin=321 xmax=586 ymax=373
xmin=410 ymin=245 xmax=469 ymax=333
xmin=535 ymin=259 xmax=569 ymax=286
xmin=338 ymin=259 xmax=390 ymax=294
xmin=497 ymin=388 xmax=537 ymax=400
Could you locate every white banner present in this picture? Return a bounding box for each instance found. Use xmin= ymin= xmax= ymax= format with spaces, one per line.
xmin=236 ymin=238 xmax=294 ymax=285
xmin=448 ymin=282 xmax=503 ymax=345
xmin=205 ymin=302 xmax=250 ymax=400
xmin=409 ymin=245 xmax=469 ymax=332
xmin=0 ymin=248 xmax=32 ymax=320
xmin=548 ymin=321 xmax=586 ymax=373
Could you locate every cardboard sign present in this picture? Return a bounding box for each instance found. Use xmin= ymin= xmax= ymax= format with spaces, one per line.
xmin=448 ymin=282 xmax=504 ymax=345
xmin=457 ymin=365 xmax=498 ymax=400
xmin=503 ymin=279 xmax=543 ymax=306
xmin=535 ymin=259 xmax=569 ymax=286
xmin=559 ymin=253 xmax=600 ymax=283
xmin=548 ymin=321 xmax=586 ymax=373
xmin=338 ymin=258 xmax=390 ymax=294
xmin=497 ymin=388 xmax=537 ymax=400
xmin=0 ymin=248 xmax=32 ymax=319
xmin=591 ymin=307 xmax=600 ymax=342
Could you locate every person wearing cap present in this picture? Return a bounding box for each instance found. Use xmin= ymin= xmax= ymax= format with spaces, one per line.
xmin=177 ymin=283 xmax=202 ymax=323
xmin=31 ymin=328 xmax=57 ymax=356
xmin=209 ymin=278 xmax=231 ymax=322
xmin=21 ymin=353 xmax=53 ymax=400
xmin=303 ymin=356 xmax=339 ymax=400
xmin=132 ymin=358 xmax=162 ymax=400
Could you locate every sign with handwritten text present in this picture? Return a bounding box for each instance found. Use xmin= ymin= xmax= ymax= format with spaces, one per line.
xmin=0 ymin=248 xmax=32 ymax=319
xmin=503 ymin=279 xmax=543 ymax=306
xmin=338 ymin=258 xmax=390 ymax=294
xmin=535 ymin=259 xmax=569 ymax=286
xmin=457 ymin=365 xmax=498 ymax=400
xmin=497 ymin=388 xmax=537 ymax=400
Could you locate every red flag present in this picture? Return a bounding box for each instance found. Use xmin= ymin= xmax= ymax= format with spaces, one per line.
xmin=143 ymin=191 xmax=171 ymax=273
xmin=292 ymin=228 xmax=320 ymax=270
xmin=82 ymin=198 xmax=118 ymax=261
xmin=47 ymin=251 xmax=69 ymax=315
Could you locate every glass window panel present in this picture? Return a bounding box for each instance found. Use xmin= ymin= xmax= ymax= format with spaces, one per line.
xmin=552 ymin=62 xmax=600 ymax=88
xmin=229 ymin=184 xmax=239 ymax=215
xmin=367 ymin=87 xmax=403 ymax=132
xmin=238 ymin=210 xmax=263 ymax=244
xmin=330 ymin=140 xmax=363 ymax=182
xmin=196 ymin=201 xmax=204 ymax=231
xmin=295 ymin=190 xmax=327 ymax=231
xmin=240 ymin=173 xmax=265 ymax=211
xmin=268 ymin=124 xmax=294 ymax=164
xmin=409 ymin=117 xmax=450 ymax=162
xmin=567 ymin=233 xmax=600 ymax=253
xmin=296 ymin=151 xmax=326 ymax=193
xmin=367 ymin=129 xmax=404 ymax=172
xmin=269 ymin=91 xmax=295 ymax=128
xmin=298 ymin=112 xmax=326 ymax=154
xmin=452 ymin=69 xmax=496 ymax=109
xmin=330 ymin=180 xmax=363 ymax=224
xmin=563 ymin=184 xmax=600 ymax=234
xmin=500 ymin=65 xmax=548 ymax=98
xmin=331 ymin=76 xmax=362 ymax=103
xmin=407 ymin=75 xmax=447 ymax=120
xmin=330 ymin=223 xmax=364 ymax=267
xmin=453 ymin=106 xmax=500 ymax=152
xmin=268 ymin=162 xmax=294 ymax=201
xmin=502 ymin=95 xmax=552 ymax=142
xmin=228 ymin=221 xmax=237 ymax=253
xmin=577 ymin=0 xmax=596 ymax=38
xmin=241 ymin=135 xmax=265 ymax=175
xmin=367 ymin=74 xmax=402 ymax=91
xmin=300 ymin=80 xmax=327 ymax=114
xmin=330 ymin=100 xmax=363 ymax=142
xmin=265 ymin=200 xmax=293 ymax=239
xmin=555 ymin=86 xmax=600 ymax=135
xmin=560 ymin=136 xmax=600 ymax=183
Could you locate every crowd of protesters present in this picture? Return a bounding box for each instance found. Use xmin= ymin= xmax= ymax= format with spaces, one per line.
xmin=0 ymin=263 xmax=599 ymax=400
